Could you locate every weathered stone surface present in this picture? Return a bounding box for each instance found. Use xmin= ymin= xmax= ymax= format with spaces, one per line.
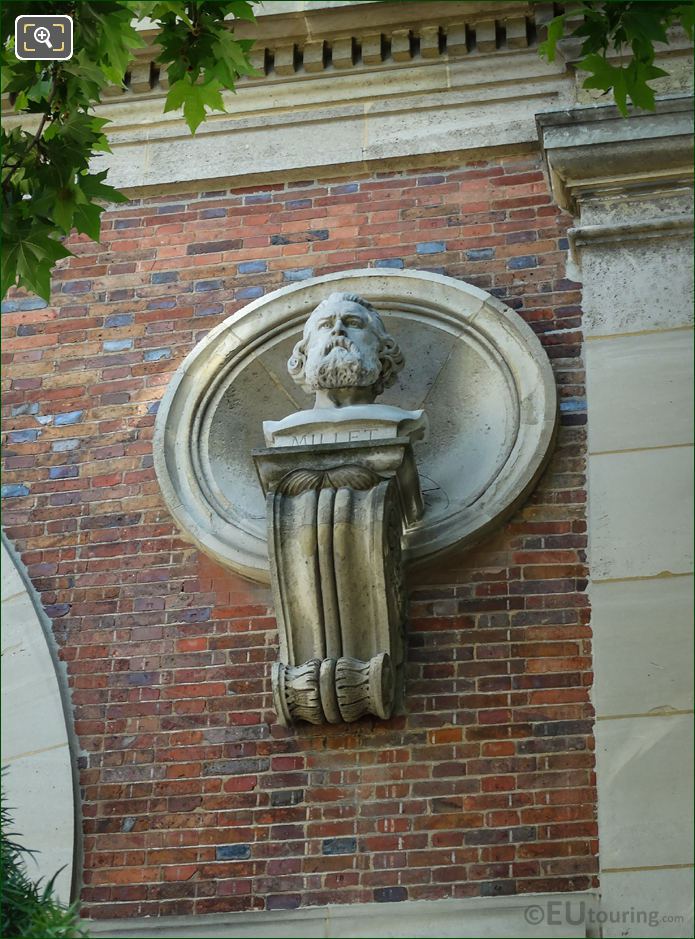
xmin=589 ymin=446 xmax=693 ymax=581
xmin=0 ymin=535 xmax=75 ymax=903
xmin=586 ymin=328 xmax=694 ymax=453
xmin=540 ymin=99 xmax=694 ymax=939
xmin=591 ymin=576 xmax=694 ymax=717
xmin=595 ymin=713 xmax=694 ymax=869
xmin=600 ymin=868 xmax=694 ymax=939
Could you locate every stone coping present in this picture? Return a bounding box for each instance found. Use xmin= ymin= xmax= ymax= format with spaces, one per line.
xmin=86 ymin=891 xmax=601 ymax=938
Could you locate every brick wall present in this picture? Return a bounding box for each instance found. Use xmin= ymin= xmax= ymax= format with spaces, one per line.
xmin=1 ymin=155 xmax=597 ymax=920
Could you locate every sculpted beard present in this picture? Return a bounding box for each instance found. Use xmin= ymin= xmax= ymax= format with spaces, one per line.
xmin=305 ymin=336 xmax=382 ymax=390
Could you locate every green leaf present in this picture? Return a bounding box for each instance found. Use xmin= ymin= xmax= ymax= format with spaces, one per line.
xmin=25 ymin=77 xmax=52 ymax=103
xmin=624 ymin=9 xmax=669 ymax=45
xmin=77 ymin=169 xmax=129 ymax=204
xmin=147 ymin=2 xmax=193 ymax=26
xmin=579 ymin=53 xmax=619 ymax=92
xmin=224 ymin=1 xmax=256 ymax=23
xmin=2 ymin=223 xmax=73 ymax=301
xmin=73 ymin=202 xmax=105 ymax=241
xmin=53 ymin=187 xmax=78 ymax=233
xmin=612 ymin=69 xmax=628 ymax=117
xmin=164 ymin=76 xmax=226 ymax=133
xmin=538 ymin=14 xmax=566 ymax=63
xmin=675 ymin=3 xmax=694 ymax=39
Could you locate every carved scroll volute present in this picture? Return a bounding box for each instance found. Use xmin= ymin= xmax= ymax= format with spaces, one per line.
xmin=264 ymin=466 xmax=410 ymax=726
xmin=254 ymin=290 xmax=426 ymax=727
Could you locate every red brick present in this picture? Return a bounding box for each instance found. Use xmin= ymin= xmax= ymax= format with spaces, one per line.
xmin=2 ymin=158 xmax=595 ymax=917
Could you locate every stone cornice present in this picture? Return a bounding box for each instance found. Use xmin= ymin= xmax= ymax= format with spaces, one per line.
xmin=537 ymin=97 xmax=695 ymax=216
xmin=108 ymin=1 xmax=562 ymax=98
xmin=3 ymin=1 xmax=580 ymax=193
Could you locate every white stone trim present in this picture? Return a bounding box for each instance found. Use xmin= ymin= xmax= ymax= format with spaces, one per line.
xmin=536 ymin=97 xmax=694 ymax=216
xmin=86 ymin=891 xmax=600 ymax=938
xmin=0 ymin=532 xmax=80 ymax=904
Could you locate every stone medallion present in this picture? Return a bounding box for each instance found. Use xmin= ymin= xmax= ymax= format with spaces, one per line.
xmin=154 ymin=269 xmax=557 ymax=583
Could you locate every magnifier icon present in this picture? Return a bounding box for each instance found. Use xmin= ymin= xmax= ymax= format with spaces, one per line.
xmin=34 ymin=25 xmax=53 ymax=49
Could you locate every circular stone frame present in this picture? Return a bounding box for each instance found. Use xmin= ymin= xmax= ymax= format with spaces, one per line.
xmin=154 ymin=269 xmax=558 ymax=583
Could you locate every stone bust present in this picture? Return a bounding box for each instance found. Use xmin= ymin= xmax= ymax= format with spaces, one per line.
xmin=288 ymin=292 xmax=404 ymax=407
xmin=262 ymin=290 xmax=426 ymax=448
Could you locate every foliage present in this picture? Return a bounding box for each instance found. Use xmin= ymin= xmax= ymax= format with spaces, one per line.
xmin=1 ymin=1 xmax=692 ymax=302
xmin=1 ymin=779 xmax=87 ymax=938
xmin=539 ymin=1 xmax=693 ymax=115
xmin=1 ymin=1 xmax=257 ymax=301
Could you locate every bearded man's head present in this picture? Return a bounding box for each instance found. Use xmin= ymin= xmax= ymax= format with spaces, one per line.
xmin=288 ymin=292 xmax=404 ymax=400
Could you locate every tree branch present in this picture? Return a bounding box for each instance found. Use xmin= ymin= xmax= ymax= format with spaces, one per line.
xmin=2 ymin=68 xmax=60 ymax=190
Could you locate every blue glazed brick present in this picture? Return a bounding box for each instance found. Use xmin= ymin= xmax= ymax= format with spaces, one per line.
xmin=374 ymin=258 xmax=404 ymax=269
xmin=147 ymin=298 xmax=176 ymax=309
xmin=52 ymin=438 xmax=80 ymax=452
xmin=11 ymin=402 xmax=39 ymax=416
xmin=108 ymin=289 xmax=132 ymax=302
xmin=283 ymin=268 xmax=313 ymax=282
xmin=215 ymin=844 xmax=251 ymax=861
xmin=480 ymin=880 xmax=516 ymax=898
xmin=416 ymin=241 xmax=445 ymax=255
xmin=238 ymin=260 xmax=267 ymax=274
xmin=194 ymin=303 xmax=224 ymax=316
xmin=267 ymin=895 xmax=301 ymax=911
xmin=49 ymin=465 xmax=78 ymax=479
xmin=144 ymin=348 xmax=171 ymax=362
xmin=179 ymin=607 xmax=211 ymax=624
xmin=466 ymin=248 xmax=495 ymax=261
xmin=1 ymin=297 xmax=48 ymax=313
xmin=331 ymin=183 xmax=358 ymax=194
xmin=237 ymin=287 xmax=263 ymax=300
xmin=194 ymin=280 xmax=223 ymax=293
xmin=44 ymin=603 xmax=71 ymax=618
xmin=151 ymin=271 xmax=178 ymax=284
xmin=156 ymin=203 xmax=186 ymax=214
xmin=244 ymin=193 xmax=271 ymax=204
xmin=105 ymin=313 xmax=134 ymax=328
xmin=559 ymin=398 xmax=587 ymax=413
xmin=103 ymin=339 xmax=133 ymax=353
xmin=54 ymin=410 xmax=83 ymax=426
xmin=1 ymin=484 xmax=29 ymax=498
xmin=17 ymin=325 xmax=35 ymax=337
xmin=8 ymin=429 xmax=39 ymax=443
xmin=200 ymin=207 xmax=227 ymax=219
xmin=286 ymin=199 xmax=311 ymax=209
xmin=147 ymin=401 xmax=160 ymax=415
xmin=559 ymin=237 xmax=569 ymax=250
xmin=62 ymin=280 xmax=91 ymax=294
xmin=374 ymin=887 xmax=407 ymax=903
xmin=322 ymin=837 xmax=356 ymax=856
xmin=114 ymin=218 xmax=138 ymax=229
xmin=507 ymin=255 xmax=538 ymax=270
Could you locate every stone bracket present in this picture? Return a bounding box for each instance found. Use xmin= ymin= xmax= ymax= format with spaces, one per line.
xmin=254 ymin=438 xmax=422 ymax=727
